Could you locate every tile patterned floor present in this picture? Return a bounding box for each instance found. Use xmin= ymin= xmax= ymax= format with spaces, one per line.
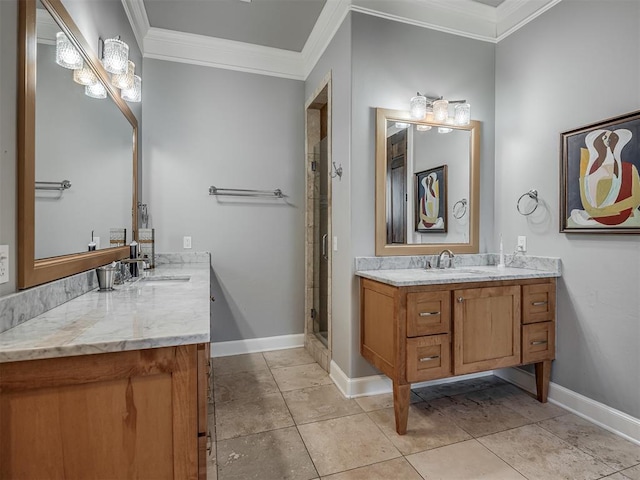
xmin=208 ymin=348 xmax=640 ymax=480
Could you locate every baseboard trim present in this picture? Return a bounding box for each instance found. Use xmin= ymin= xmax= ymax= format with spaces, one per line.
xmin=211 ymin=334 xmax=305 ymax=357
xmin=495 ymin=367 xmax=640 ymax=445
xmin=329 ymin=360 xmax=493 ymax=398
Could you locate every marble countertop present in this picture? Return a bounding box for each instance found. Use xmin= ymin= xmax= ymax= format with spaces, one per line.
xmin=356 ymin=264 xmax=561 ymax=287
xmin=0 ymin=263 xmax=210 ymax=363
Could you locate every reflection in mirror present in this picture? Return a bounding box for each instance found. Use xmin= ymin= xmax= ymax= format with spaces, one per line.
xmin=376 ymin=108 xmax=479 ymax=256
xmin=35 ymin=6 xmax=133 ymax=259
xmin=386 ymin=121 xmax=470 ymax=245
xmin=18 ymin=0 xmax=138 ymax=289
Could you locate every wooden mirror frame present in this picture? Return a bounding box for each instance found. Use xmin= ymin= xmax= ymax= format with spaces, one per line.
xmin=18 ymin=0 xmax=138 ymax=289
xmin=375 ymin=108 xmax=480 ymax=256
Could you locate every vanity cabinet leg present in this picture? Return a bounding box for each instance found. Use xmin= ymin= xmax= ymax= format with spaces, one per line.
xmin=535 ymin=360 xmax=551 ymax=403
xmin=393 ymin=381 xmax=410 ymax=435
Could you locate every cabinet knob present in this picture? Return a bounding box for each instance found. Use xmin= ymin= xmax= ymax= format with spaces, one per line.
xmin=457 ymin=297 xmax=464 ymax=303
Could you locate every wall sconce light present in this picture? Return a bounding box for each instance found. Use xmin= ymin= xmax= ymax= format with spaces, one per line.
xmin=85 ymin=82 xmax=107 ymax=99
xmin=111 ymin=60 xmax=135 ymax=90
xmin=73 ymin=63 xmax=98 ymax=86
xmin=410 ymin=92 xmax=470 ymax=125
xmin=121 ymin=75 xmax=142 ymax=103
xmin=55 ymin=32 xmax=83 ymax=69
xmin=101 ymin=37 xmax=129 ymax=75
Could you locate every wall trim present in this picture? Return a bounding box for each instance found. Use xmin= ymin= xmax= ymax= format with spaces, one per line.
xmin=495 ymin=367 xmax=640 ymax=446
xmin=211 ymin=334 xmax=305 ymax=357
xmin=120 ymin=0 xmax=150 ymax=52
xmin=329 ymin=360 xmax=494 ymax=398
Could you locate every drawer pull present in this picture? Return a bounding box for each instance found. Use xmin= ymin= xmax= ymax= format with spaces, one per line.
xmin=419 ymin=355 xmax=440 ymax=362
xmin=531 ymin=301 xmax=548 ymax=306
xmin=419 ymin=311 xmax=440 ymax=317
xmin=530 ymin=340 xmax=548 ymax=346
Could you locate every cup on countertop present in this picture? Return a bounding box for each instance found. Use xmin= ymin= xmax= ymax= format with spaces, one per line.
xmin=96 ymin=265 xmax=118 ymax=291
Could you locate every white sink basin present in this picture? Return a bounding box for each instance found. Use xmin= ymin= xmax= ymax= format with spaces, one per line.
xmin=138 ymin=275 xmax=191 ymax=286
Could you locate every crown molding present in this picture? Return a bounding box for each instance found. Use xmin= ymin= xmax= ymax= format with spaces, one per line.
xmin=120 ymin=0 xmax=150 ymax=52
xmin=120 ymin=0 xmax=561 ymax=81
xmin=301 ymin=0 xmax=351 ymax=79
xmin=144 ymin=27 xmax=305 ymax=80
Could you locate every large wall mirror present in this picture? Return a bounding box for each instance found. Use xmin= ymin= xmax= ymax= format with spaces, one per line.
xmin=375 ymin=108 xmax=479 ymax=256
xmin=18 ymin=0 xmax=138 ymax=289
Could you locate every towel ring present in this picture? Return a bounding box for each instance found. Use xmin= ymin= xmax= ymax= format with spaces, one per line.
xmin=453 ymin=198 xmax=468 ymax=219
xmin=517 ymin=189 xmax=539 ymax=216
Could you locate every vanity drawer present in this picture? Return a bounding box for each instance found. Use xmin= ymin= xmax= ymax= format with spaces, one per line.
xmin=522 ymin=322 xmax=555 ymax=363
xmin=522 ymin=284 xmax=555 ymax=324
xmin=406 ymin=291 xmax=451 ymax=337
xmin=406 ymin=334 xmax=451 ymax=382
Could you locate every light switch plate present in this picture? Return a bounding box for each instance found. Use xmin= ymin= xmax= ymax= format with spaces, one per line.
xmin=0 ymin=245 xmax=9 ymax=284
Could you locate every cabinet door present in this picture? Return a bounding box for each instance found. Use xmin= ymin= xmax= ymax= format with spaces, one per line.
xmin=0 ymin=346 xmax=199 ymax=479
xmin=407 ymin=291 xmax=451 ymax=337
xmin=453 ymin=286 xmax=521 ymax=375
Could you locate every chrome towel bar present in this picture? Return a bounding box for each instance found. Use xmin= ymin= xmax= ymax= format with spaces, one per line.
xmin=209 ymin=186 xmax=284 ymax=198
xmin=35 ymin=180 xmax=71 ymax=191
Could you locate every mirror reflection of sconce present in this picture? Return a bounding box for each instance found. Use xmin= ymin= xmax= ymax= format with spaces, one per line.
xmin=453 ymin=198 xmax=468 ymax=219
xmin=410 ymin=93 xmax=471 ymax=126
xmin=517 ymin=189 xmax=539 ymax=216
xmin=55 ymin=32 xmax=142 ymax=102
xmin=331 ymin=162 xmax=343 ymax=180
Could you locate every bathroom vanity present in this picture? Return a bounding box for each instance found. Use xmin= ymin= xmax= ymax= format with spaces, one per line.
xmin=0 ymin=263 xmax=211 ymax=479
xmin=357 ymin=257 xmax=560 ymax=435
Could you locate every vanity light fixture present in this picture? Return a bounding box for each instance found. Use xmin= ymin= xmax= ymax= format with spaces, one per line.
xmin=85 ymin=82 xmax=107 ymax=99
xmin=121 ymin=75 xmax=142 ymax=103
xmin=410 ymin=93 xmax=470 ymax=125
xmin=101 ymin=37 xmax=129 ymax=75
xmin=55 ymin=32 xmax=83 ymax=69
xmin=438 ymin=127 xmax=453 ymax=134
xmin=111 ymin=60 xmax=135 ymax=90
xmin=73 ymin=63 xmax=98 ymax=86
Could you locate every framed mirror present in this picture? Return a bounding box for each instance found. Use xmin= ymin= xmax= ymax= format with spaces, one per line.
xmin=18 ymin=0 xmax=138 ymax=289
xmin=375 ymin=108 xmax=480 ymax=256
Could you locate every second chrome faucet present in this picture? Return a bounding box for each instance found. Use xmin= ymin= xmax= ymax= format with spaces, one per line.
xmin=436 ymin=249 xmax=455 ymax=269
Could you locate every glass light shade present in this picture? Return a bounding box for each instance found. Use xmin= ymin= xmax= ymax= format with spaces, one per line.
xmin=433 ymin=99 xmax=449 ymax=122
xmin=55 ymin=32 xmax=83 ymax=69
xmin=85 ymin=82 xmax=107 ymax=99
xmin=121 ymin=75 xmax=141 ymax=103
xmin=73 ymin=63 xmax=98 ymax=86
xmin=111 ymin=60 xmax=135 ymax=90
xmin=102 ymin=38 xmax=129 ymax=74
xmin=416 ymin=124 xmax=432 ymax=132
xmin=394 ymin=122 xmax=410 ymax=129
xmin=438 ymin=127 xmax=453 ymax=134
xmin=410 ymin=95 xmax=427 ymax=119
xmin=454 ymin=103 xmax=471 ymax=125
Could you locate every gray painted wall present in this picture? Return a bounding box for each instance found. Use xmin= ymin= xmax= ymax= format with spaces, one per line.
xmin=305 ymin=15 xmax=353 ymax=374
xmin=495 ymin=0 xmax=640 ymax=418
xmin=0 ymin=0 xmax=141 ymax=297
xmin=348 ymin=13 xmax=496 ymax=377
xmin=142 ymin=59 xmax=305 ymax=342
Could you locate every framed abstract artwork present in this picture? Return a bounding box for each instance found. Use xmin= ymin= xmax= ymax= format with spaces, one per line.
xmin=415 ymin=165 xmax=447 ymax=233
xmin=560 ymin=110 xmax=640 ymax=233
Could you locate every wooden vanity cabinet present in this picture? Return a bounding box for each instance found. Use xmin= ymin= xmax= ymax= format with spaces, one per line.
xmin=0 ymin=343 xmax=211 ymax=479
xmin=360 ymin=277 xmax=556 ymax=435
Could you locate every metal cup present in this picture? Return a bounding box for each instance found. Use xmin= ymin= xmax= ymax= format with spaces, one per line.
xmin=96 ymin=266 xmax=117 ymax=291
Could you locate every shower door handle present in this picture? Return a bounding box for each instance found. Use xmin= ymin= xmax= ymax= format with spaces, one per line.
xmin=322 ymin=234 xmax=328 ymax=260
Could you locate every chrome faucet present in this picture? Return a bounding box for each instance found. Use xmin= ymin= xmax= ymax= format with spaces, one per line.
xmin=436 ymin=249 xmax=455 ymax=269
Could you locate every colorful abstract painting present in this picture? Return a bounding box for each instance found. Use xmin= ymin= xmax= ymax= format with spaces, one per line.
xmin=561 ymin=111 xmax=640 ymax=233
xmin=415 ymin=165 xmax=447 ymax=233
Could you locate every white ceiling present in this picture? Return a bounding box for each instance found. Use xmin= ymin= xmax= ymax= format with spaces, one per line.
xmin=122 ymin=0 xmax=561 ymax=80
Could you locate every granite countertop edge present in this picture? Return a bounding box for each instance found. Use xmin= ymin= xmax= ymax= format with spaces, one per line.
xmin=0 ymin=263 xmax=210 ymax=364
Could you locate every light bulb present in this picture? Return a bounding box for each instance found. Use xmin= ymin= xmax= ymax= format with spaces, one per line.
xmin=454 ymin=103 xmax=471 ymax=125
xmin=433 ymin=99 xmax=449 ymax=122
xmin=102 ymin=38 xmax=129 ymax=75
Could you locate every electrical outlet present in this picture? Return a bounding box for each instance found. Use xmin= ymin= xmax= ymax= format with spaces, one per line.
xmin=183 ymin=236 xmax=192 ymax=249
xmin=0 ymin=245 xmax=8 ymax=284
xmin=517 ymin=236 xmax=527 ymax=253
xmin=333 ymin=236 xmax=338 ymax=251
